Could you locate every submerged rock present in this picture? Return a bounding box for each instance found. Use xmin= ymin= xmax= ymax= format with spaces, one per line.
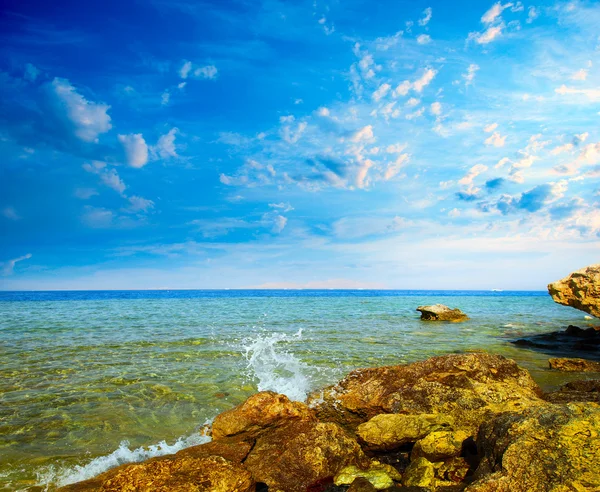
xmin=357 ymin=413 xmax=453 ymax=451
xmin=308 ymin=353 xmax=544 ymax=435
xmin=243 ymin=420 xmax=369 ymax=492
xmin=511 ymin=325 xmax=600 ymax=358
xmin=211 ymin=391 xmax=314 ymax=440
xmin=548 ymin=264 xmax=600 ymax=318
xmin=416 ymin=304 xmax=469 ymax=322
xmin=545 ymin=379 xmax=600 ymax=403
xmin=466 ymin=403 xmax=600 ymax=492
xmin=548 ymin=357 xmax=600 ymax=372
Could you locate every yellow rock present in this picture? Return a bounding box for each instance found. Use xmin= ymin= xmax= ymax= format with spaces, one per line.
xmin=357 ymin=413 xmax=453 ymax=451
xmin=334 ymin=462 xmax=402 ymax=489
xmin=402 ymin=457 xmax=436 ymax=490
xmin=411 ymin=430 xmax=469 ymax=461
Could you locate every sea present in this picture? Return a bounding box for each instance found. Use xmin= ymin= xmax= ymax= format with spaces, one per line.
xmin=0 ymin=289 xmax=595 ymax=491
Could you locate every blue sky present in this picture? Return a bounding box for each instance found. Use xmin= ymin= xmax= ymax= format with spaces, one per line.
xmin=1 ymin=0 xmax=599 ymax=290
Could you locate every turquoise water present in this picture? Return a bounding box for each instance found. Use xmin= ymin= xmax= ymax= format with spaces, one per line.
xmin=0 ymin=290 xmax=594 ymax=490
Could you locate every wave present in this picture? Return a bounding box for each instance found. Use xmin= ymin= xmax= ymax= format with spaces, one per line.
xmin=36 ymin=433 xmax=210 ymax=489
xmin=242 ymin=329 xmax=312 ymax=402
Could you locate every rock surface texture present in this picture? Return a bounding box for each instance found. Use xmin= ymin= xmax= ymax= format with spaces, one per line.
xmin=548 ymin=263 xmax=600 ymax=318
xmin=59 ymin=353 xmax=600 ymax=492
xmin=416 ymin=304 xmax=469 ymax=321
xmin=466 ymin=403 xmax=600 ymax=492
xmin=307 ymin=353 xmax=544 ymax=434
xmin=548 ymin=357 xmax=600 ymax=372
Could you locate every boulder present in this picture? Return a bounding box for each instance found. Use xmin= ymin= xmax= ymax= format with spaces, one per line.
xmin=347 ymin=477 xmax=377 ymax=492
xmin=97 ymin=456 xmax=254 ymax=492
xmin=308 ymin=353 xmax=544 ymax=435
xmin=243 ymin=420 xmax=370 ymax=492
xmin=416 ymin=304 xmax=469 ymax=321
xmin=58 ymin=436 xmax=254 ymax=491
xmin=334 ymin=462 xmax=402 ymax=489
xmin=548 ymin=264 xmax=600 ymax=318
xmin=544 ymin=379 xmax=600 ymax=404
xmin=402 ymin=457 xmax=436 ymax=490
xmin=466 ymin=403 xmax=600 ymax=492
xmin=411 ymin=430 xmax=469 ymax=461
xmin=211 ymin=391 xmax=314 ymax=440
xmin=357 ymin=413 xmax=453 ymax=451
xmin=548 ymin=357 xmax=600 ymax=372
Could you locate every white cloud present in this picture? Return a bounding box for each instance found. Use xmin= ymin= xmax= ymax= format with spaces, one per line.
xmin=550 ymin=143 xmax=574 ymax=156
xmin=51 ymin=78 xmax=112 ymax=143
xmin=2 ymin=206 xmax=20 ymax=220
xmin=153 ymin=128 xmax=179 ymax=159
xmin=355 ymin=159 xmax=375 ymax=188
xmin=571 ymin=69 xmax=588 ymax=81
xmin=179 ymin=61 xmax=192 ymax=79
xmin=413 ymin=68 xmax=437 ymax=92
xmin=418 ymin=7 xmax=433 ymax=26
xmin=430 ymin=102 xmax=442 ymax=115
xmin=351 ymin=125 xmax=375 ymax=143
xmin=470 ymin=24 xmax=505 ymax=44
xmin=127 ymin=196 xmax=154 ymax=213
xmin=459 ymin=164 xmax=488 ymax=186
xmin=484 ymin=123 xmax=498 ymax=133
xmin=462 ymin=64 xmax=480 ymax=86
xmin=100 ymin=168 xmax=127 ymax=194
xmin=372 ymin=83 xmax=391 ymax=101
xmin=481 ymin=2 xmax=512 ymax=24
xmin=526 ymin=6 xmax=539 ymax=23
xmin=161 ymin=91 xmax=170 ymax=105
xmin=384 ymin=153 xmax=409 ymax=180
xmin=406 ymin=97 xmax=420 ymax=107
xmin=484 ymin=131 xmax=507 ymax=147
xmin=405 ymin=107 xmax=425 ymax=120
xmin=416 ymin=34 xmax=431 ymax=45
xmin=24 ymin=63 xmax=39 ymax=82
xmin=281 ymin=121 xmax=307 ymax=144
xmin=74 ymin=188 xmax=98 ymax=200
xmin=118 ymin=134 xmax=149 ymax=168
xmin=194 ymin=65 xmax=218 ymax=79
xmin=555 ymin=85 xmax=600 ymax=101
xmin=393 ymin=80 xmax=411 ymax=97
xmin=386 ymin=143 xmax=407 ymax=153
xmin=82 ymin=206 xmax=114 ymax=228
xmin=1 ymin=253 xmax=32 ymax=276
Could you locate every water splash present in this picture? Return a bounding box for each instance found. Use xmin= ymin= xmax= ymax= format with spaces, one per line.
xmin=242 ymin=329 xmax=312 ymax=402
xmin=36 ymin=432 xmax=210 ymax=489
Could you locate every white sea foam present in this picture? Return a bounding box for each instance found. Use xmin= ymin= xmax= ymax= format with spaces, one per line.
xmin=36 ymin=432 xmax=210 ymax=489
xmin=242 ymin=329 xmax=312 ymax=402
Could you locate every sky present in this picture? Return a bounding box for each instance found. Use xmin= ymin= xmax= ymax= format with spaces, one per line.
xmin=0 ymin=0 xmax=599 ymax=290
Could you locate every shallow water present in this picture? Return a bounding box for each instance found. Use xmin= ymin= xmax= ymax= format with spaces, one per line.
xmin=0 ymin=290 xmax=596 ymax=490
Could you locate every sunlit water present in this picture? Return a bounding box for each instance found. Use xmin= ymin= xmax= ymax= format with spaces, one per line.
xmin=0 ymin=290 xmax=597 ymax=490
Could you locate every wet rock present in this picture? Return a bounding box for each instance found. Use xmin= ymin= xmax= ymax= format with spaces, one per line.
xmin=411 ymin=430 xmax=469 ymax=461
xmin=416 ymin=305 xmax=469 ymax=322
xmin=402 ymin=457 xmax=436 ymax=490
xmin=510 ymin=325 xmax=600 ymax=358
xmin=334 ymin=462 xmax=402 ymax=489
xmin=357 ymin=413 xmax=454 ymax=451
xmin=97 ymin=455 xmax=254 ymax=492
xmin=347 ymin=477 xmax=377 ymax=492
xmin=58 ymin=437 xmax=254 ymax=491
xmin=544 ymin=379 xmax=600 ymax=403
xmin=243 ymin=420 xmax=369 ymax=492
xmin=211 ymin=391 xmax=314 ymax=440
xmin=548 ymin=357 xmax=600 ymax=372
xmin=548 ymin=263 xmax=600 ymax=318
xmin=308 ymin=353 xmax=544 ymax=435
xmin=466 ymin=403 xmax=600 ymax=492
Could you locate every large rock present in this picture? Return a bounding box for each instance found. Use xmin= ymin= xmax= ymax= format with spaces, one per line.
xmin=548 ymin=264 xmax=600 ymax=318
xmin=334 ymin=462 xmax=402 ymax=489
xmin=243 ymin=420 xmax=370 ymax=492
xmin=357 ymin=413 xmax=453 ymax=451
xmin=466 ymin=403 xmax=600 ymax=492
xmin=58 ymin=436 xmax=254 ymax=491
xmin=411 ymin=430 xmax=469 ymax=461
xmin=417 ymin=304 xmax=469 ymax=321
xmin=211 ymin=391 xmax=314 ymax=440
xmin=545 ymin=379 xmax=600 ymax=404
xmin=308 ymin=353 xmax=544 ymax=435
xmin=548 ymin=357 xmax=600 ymax=372
xmin=98 ymin=456 xmax=254 ymax=492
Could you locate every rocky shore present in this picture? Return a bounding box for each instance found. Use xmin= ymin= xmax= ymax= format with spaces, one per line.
xmin=56 ymin=265 xmax=600 ymax=491
xmin=57 ymin=352 xmax=600 ymax=492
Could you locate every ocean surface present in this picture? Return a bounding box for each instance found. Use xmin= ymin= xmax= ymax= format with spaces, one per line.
xmin=0 ymin=289 xmax=595 ymax=490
